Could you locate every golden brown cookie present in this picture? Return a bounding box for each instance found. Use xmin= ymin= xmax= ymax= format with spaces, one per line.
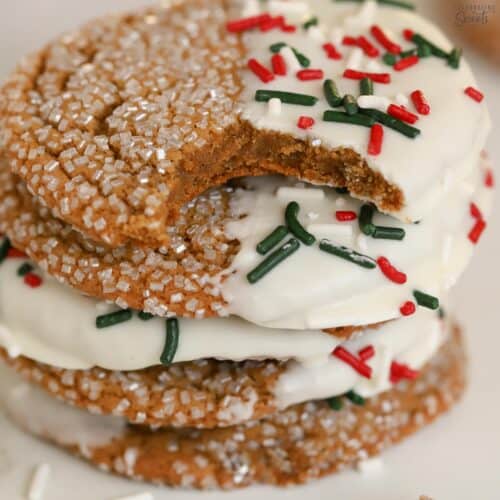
xmin=1 ymin=153 xmax=491 ymax=324
xmin=0 ymin=162 xmax=376 ymax=322
xmin=0 ymin=1 xmax=402 ymax=249
xmin=0 ymin=160 xmax=398 ymax=321
xmin=1 ymin=349 xmax=286 ymax=429
xmin=4 ymin=325 xmax=465 ymax=489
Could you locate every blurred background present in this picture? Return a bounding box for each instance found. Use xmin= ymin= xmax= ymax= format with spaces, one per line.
xmin=0 ymin=1 xmax=499 ymax=499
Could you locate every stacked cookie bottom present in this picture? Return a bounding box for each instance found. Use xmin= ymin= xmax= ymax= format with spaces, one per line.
xmin=0 ymin=153 xmax=491 ymax=489
xmin=0 ymin=327 xmax=465 ymax=489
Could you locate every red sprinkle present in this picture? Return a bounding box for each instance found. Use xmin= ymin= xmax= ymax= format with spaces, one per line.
xmin=390 ymin=361 xmax=419 ymax=383
xmin=393 ymin=55 xmax=419 ymax=71
xmin=377 ymin=256 xmax=407 ymax=285
xmin=468 ymin=219 xmax=486 ymax=244
xmin=342 ymin=35 xmax=357 ymax=46
xmin=271 ymin=53 xmax=287 ymax=76
xmin=297 ymin=69 xmax=324 ymax=80
xmin=260 ymin=15 xmax=285 ymax=32
xmin=403 ymin=28 xmax=414 ymax=41
xmin=368 ymin=124 xmax=384 ymax=156
xmin=370 ymin=25 xmax=401 ymax=54
xmin=336 ymin=210 xmax=357 ymax=222
xmin=358 ymin=345 xmax=375 ymax=362
xmin=356 ymin=35 xmax=380 ymax=57
xmin=248 ymin=58 xmax=274 ymax=83
xmin=470 ymin=202 xmax=483 ymax=220
xmin=342 ymin=35 xmax=379 ymax=56
xmin=322 ymin=42 xmax=342 ymax=60
xmin=343 ymin=69 xmax=391 ymax=84
xmin=24 ymin=272 xmax=42 ymax=288
xmin=297 ymin=116 xmax=315 ymax=130
xmin=465 ymin=86 xmax=484 ymax=102
xmin=485 ymin=169 xmax=494 ymax=188
xmin=7 ymin=248 xmax=26 ymax=258
xmin=387 ymin=104 xmax=419 ymax=124
xmin=226 ymin=13 xmax=271 ymax=33
xmin=333 ymin=346 xmax=372 ymax=379
xmin=400 ymin=301 xmax=416 ymax=317
xmin=410 ymin=90 xmax=431 ymax=115
xmin=281 ymin=24 xmax=297 ymax=33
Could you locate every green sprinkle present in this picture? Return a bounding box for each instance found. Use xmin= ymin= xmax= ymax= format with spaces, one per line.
xmin=372 ymin=226 xmax=406 ymax=241
xmin=292 ymin=48 xmax=310 ymax=67
xmin=335 ymin=187 xmax=349 ymax=194
xmin=359 ymin=204 xmax=376 ymax=236
xmin=323 ymin=110 xmax=375 ymax=128
xmin=345 ymin=390 xmax=366 ymax=406
xmin=448 ymin=47 xmax=462 ymax=69
xmin=138 ymin=311 xmax=155 ymax=321
xmin=400 ymin=48 xmax=417 ymax=58
xmin=327 ymin=396 xmax=344 ymax=411
xmin=359 ymin=204 xmax=406 ymax=240
xmin=343 ymin=94 xmax=359 ymax=115
xmin=96 ymin=309 xmax=133 ymax=329
xmin=269 ymin=43 xmax=309 ymax=67
xmin=303 ymin=17 xmax=318 ymax=29
xmin=319 ymin=240 xmax=377 ymax=269
xmin=17 ymin=262 xmax=33 ymax=277
xmin=323 ymin=79 xmax=343 ymax=108
xmin=256 ymin=225 xmax=289 ymax=255
xmin=334 ymin=0 xmax=414 ymax=9
xmin=413 ymin=290 xmax=440 ymax=310
xmin=247 ymin=238 xmax=300 ymax=284
xmin=285 ymin=202 xmax=316 ymax=246
xmin=382 ymin=53 xmax=397 ymax=66
xmin=160 ymin=318 xmax=179 ymax=365
xmin=359 ymin=77 xmax=373 ymax=96
xmin=255 ymin=90 xmax=318 ymax=106
xmin=0 ymin=238 xmax=11 ymax=264
xmin=412 ymin=33 xmax=448 ymax=59
xmin=360 ymin=108 xmax=420 ymax=138
xmin=417 ymin=43 xmax=432 ymax=58
xmin=270 ymin=42 xmax=287 ymax=53
xmin=379 ymin=0 xmax=415 ymax=8
xmin=438 ymin=307 xmax=446 ymax=319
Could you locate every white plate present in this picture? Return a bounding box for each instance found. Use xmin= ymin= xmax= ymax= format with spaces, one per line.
xmin=0 ymin=0 xmax=499 ymax=498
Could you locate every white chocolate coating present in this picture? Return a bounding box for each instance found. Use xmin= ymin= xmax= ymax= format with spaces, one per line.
xmin=237 ymin=0 xmax=491 ymax=222
xmin=218 ymin=155 xmax=492 ymax=330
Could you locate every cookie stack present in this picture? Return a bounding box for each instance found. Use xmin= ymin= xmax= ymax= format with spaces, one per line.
xmin=0 ymin=0 xmax=493 ymax=490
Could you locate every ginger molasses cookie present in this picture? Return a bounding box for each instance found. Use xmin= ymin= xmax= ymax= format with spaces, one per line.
xmin=1 ymin=325 xmax=466 ymax=488
xmin=0 ymin=0 xmax=490 ymax=247
xmin=0 ymin=154 xmax=493 ymax=328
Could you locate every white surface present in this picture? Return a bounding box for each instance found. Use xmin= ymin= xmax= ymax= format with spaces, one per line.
xmin=0 ymin=1 xmax=499 ymax=499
